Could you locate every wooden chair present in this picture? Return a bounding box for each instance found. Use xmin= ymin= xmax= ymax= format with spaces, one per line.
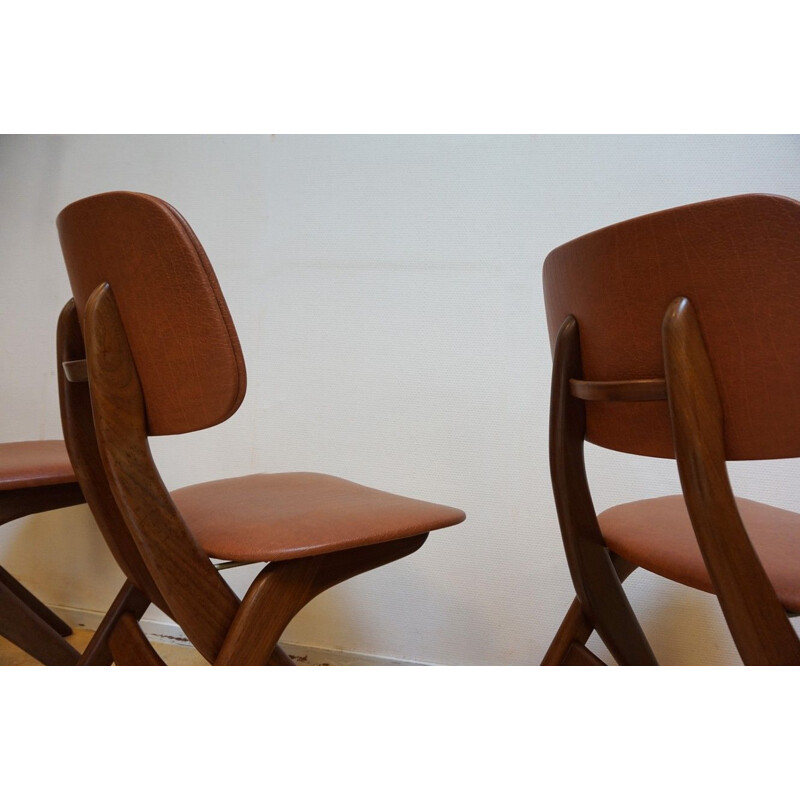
xmin=55 ymin=191 xmax=466 ymax=666
xmin=0 ymin=441 xmax=84 ymax=664
xmin=540 ymin=193 xmax=800 ymax=666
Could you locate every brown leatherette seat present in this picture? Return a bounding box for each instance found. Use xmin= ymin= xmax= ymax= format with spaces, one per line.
xmin=56 ymin=190 xmax=465 ymax=666
xmin=541 ymin=194 xmax=800 ymax=666
xmin=172 ymin=472 xmax=464 ymax=562
xmin=599 ymin=496 xmax=800 ymax=614
xmin=0 ymin=439 xmax=84 ymax=664
xmin=0 ymin=440 xmax=76 ymax=489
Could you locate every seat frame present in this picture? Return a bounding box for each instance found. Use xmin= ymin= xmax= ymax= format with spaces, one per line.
xmin=541 ymin=299 xmax=800 ymax=666
xmin=58 ymin=288 xmax=431 ymax=666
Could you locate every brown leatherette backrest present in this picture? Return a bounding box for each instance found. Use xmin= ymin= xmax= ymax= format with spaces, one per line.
xmin=57 ymin=192 xmax=246 ymax=436
xmin=543 ymin=194 xmax=800 ymax=460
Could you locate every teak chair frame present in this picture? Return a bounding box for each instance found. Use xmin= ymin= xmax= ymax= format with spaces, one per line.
xmin=0 ymin=480 xmax=84 ymax=664
xmin=542 ymin=299 xmax=800 ymax=666
xmin=58 ymin=288 xmax=429 ymax=666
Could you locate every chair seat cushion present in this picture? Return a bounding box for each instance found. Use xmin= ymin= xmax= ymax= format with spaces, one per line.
xmin=172 ymin=471 xmax=466 ymax=562
xmin=0 ymin=441 xmax=76 ymax=490
xmin=599 ymin=495 xmax=800 ymax=613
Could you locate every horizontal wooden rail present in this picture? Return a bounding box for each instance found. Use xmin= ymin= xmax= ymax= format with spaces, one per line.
xmin=62 ymin=359 xmax=88 ymax=383
xmin=569 ymin=378 xmax=666 ymax=402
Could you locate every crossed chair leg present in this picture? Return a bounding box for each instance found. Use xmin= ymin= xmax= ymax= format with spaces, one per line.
xmin=541 ymin=555 xmax=641 ymax=666
xmin=0 ymin=483 xmax=87 ymax=665
xmin=0 ymin=564 xmax=80 ymax=665
xmin=80 ymin=534 xmax=429 ymax=666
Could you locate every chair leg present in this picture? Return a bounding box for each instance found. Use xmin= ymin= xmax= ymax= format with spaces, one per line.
xmin=541 ymin=597 xmax=596 ymax=665
xmin=216 ymin=534 xmax=429 ymax=665
xmin=78 ymin=579 xmax=152 ymax=665
xmin=0 ymin=563 xmax=72 ymax=636
xmin=541 ymin=556 xmax=640 ymax=666
xmin=549 ymin=319 xmax=657 ymax=666
xmin=108 ymin=612 xmax=166 ymax=666
xmin=0 ymin=579 xmax=80 ymax=665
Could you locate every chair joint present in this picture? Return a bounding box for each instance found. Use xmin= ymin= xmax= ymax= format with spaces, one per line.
xmin=62 ymin=359 xmax=88 ymax=383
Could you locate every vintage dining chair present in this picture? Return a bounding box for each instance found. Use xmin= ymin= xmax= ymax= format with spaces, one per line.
xmin=541 ymin=193 xmax=800 ymax=666
xmin=0 ymin=440 xmax=84 ymax=664
xmin=55 ymin=190 xmax=466 ymax=666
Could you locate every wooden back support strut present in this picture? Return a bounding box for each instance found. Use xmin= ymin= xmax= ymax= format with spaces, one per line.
xmin=548 ymin=315 xmax=657 ymax=665
xmin=663 ymin=298 xmax=800 ymax=664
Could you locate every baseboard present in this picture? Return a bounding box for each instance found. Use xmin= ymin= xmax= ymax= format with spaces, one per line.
xmin=55 ymin=604 xmax=188 ymax=645
xmin=278 ymin=642 xmax=425 ymax=666
xmin=52 ymin=603 xmax=425 ymax=666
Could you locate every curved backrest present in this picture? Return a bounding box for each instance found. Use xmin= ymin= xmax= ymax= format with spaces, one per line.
xmin=57 ymin=191 xmax=246 ymax=436
xmin=543 ymin=194 xmax=800 ymax=460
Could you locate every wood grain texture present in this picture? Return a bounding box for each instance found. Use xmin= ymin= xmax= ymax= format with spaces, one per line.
xmin=216 ymin=535 xmax=427 ymax=665
xmin=56 ymin=191 xmax=465 ymax=667
xmin=663 ymin=297 xmax=800 ymax=664
xmin=57 ymin=287 xmax=447 ymax=667
xmin=543 ymin=195 xmax=800 ymax=666
xmin=0 ymin=577 xmax=79 ymax=665
xmin=58 ymin=299 xmax=171 ymax=613
xmin=548 ymin=317 xmax=657 ymax=665
xmin=541 ymin=555 xmax=637 ymax=666
xmin=0 ymin=564 xmax=71 ymax=637
xmin=563 ymin=642 xmax=606 ymax=666
xmin=108 ymin=612 xmax=166 ymax=666
xmin=82 ymin=285 xmax=241 ymax=664
xmin=570 ymin=378 xmax=666 ymax=403
xmin=78 ymin=580 xmax=151 ymax=666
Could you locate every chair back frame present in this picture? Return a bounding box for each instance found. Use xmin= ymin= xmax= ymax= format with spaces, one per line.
xmin=60 ymin=285 xmax=241 ymax=663
xmin=663 ymin=298 xmax=800 ymax=664
xmin=58 ymin=299 xmax=166 ymax=608
xmin=546 ymin=299 xmax=800 ymax=665
xmin=547 ymin=315 xmax=657 ymax=665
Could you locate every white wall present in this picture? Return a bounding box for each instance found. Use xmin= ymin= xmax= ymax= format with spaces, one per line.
xmin=1 ymin=134 xmax=799 ymax=665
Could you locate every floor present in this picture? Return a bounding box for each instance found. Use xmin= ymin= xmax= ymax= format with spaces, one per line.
xmin=0 ymin=629 xmax=207 ymax=666
xmin=0 ymin=628 xmax=406 ymax=666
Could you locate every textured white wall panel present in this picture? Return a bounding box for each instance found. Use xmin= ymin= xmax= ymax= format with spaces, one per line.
xmin=1 ymin=134 xmax=799 ymax=664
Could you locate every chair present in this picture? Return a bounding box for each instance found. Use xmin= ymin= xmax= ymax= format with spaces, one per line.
xmin=0 ymin=441 xmax=84 ymax=664
xmin=55 ymin=191 xmax=466 ymax=666
xmin=540 ymin=193 xmax=800 ymax=666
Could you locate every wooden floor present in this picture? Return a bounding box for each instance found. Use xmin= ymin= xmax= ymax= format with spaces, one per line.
xmin=0 ymin=628 xmax=407 ymax=666
xmin=0 ymin=628 xmax=209 ymax=666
